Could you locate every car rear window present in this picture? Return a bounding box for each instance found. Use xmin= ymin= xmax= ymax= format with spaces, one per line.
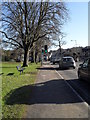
xmin=63 ymin=58 xmax=73 ymax=62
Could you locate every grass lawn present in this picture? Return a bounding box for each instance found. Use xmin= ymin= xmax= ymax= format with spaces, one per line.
xmin=1 ymin=62 xmax=41 ymax=118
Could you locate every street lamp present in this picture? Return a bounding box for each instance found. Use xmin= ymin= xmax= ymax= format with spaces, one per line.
xmin=71 ymin=40 xmax=78 ymax=52
xmin=71 ymin=40 xmax=78 ymax=61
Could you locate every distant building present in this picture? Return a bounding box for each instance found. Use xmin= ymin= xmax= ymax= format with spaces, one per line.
xmin=50 ymin=46 xmax=90 ymax=62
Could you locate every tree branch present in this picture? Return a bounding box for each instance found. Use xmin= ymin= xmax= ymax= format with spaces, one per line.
xmin=0 ymin=31 xmax=23 ymax=48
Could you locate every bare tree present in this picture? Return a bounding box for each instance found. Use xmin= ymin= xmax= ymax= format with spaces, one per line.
xmin=33 ymin=36 xmax=51 ymax=63
xmin=52 ymin=32 xmax=67 ymax=54
xmin=58 ymin=33 xmax=67 ymax=56
xmin=0 ymin=2 xmax=68 ymax=66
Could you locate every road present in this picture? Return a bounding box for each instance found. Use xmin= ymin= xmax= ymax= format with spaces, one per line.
xmin=52 ymin=62 xmax=90 ymax=119
xmin=25 ymin=61 xmax=89 ymax=119
xmin=52 ymin=62 xmax=90 ymax=105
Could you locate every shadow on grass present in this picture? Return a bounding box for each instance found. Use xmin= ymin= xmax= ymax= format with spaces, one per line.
xmin=4 ymin=85 xmax=33 ymax=105
xmin=4 ymin=79 xmax=85 ymax=105
xmin=7 ymin=73 xmax=14 ymax=76
xmin=1 ymin=67 xmax=16 ymax=68
xmin=0 ymin=73 xmax=4 ymax=75
xmin=24 ymin=72 xmax=37 ymax=75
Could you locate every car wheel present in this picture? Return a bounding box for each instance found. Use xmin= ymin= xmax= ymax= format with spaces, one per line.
xmin=73 ymin=66 xmax=75 ymax=69
xmin=59 ymin=64 xmax=62 ymax=69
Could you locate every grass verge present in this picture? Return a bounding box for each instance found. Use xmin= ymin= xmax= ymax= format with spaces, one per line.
xmin=1 ymin=62 xmax=40 ymax=118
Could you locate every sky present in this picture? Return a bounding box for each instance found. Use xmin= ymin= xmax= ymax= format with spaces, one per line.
xmin=51 ymin=1 xmax=88 ymax=50
xmin=0 ymin=1 xmax=88 ymax=51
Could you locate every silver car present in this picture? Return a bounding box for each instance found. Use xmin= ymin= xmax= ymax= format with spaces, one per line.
xmin=78 ymin=57 xmax=90 ymax=82
xmin=59 ymin=56 xmax=76 ymax=69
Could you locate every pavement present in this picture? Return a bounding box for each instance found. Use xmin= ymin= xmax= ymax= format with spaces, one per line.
xmin=24 ymin=63 xmax=88 ymax=118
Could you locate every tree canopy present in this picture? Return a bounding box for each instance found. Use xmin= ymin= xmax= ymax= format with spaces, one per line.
xmin=0 ymin=1 xmax=68 ymax=66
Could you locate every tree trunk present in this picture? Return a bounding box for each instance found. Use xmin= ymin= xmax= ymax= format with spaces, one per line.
xmin=33 ymin=50 xmax=35 ymax=63
xmin=59 ymin=46 xmax=62 ymax=57
xmin=23 ymin=49 xmax=29 ymax=67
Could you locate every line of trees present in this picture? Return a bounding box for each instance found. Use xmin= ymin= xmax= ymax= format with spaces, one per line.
xmin=0 ymin=1 xmax=68 ymax=66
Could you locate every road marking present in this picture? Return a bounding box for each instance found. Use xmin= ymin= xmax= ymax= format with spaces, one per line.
xmin=55 ymin=70 xmax=64 ymax=79
xmin=55 ymin=69 xmax=89 ymax=107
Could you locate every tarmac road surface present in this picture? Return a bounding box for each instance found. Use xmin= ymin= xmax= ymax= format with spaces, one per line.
xmin=24 ymin=63 xmax=89 ymax=119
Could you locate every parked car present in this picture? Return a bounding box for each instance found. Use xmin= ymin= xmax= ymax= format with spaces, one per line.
xmin=50 ymin=56 xmax=60 ymax=64
xmin=59 ymin=56 xmax=76 ymax=69
xmin=78 ymin=57 xmax=90 ymax=82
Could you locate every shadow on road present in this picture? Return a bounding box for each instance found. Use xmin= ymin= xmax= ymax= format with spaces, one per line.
xmin=67 ymin=79 xmax=90 ymax=105
xmin=37 ymin=67 xmax=69 ymax=71
xmin=5 ymin=79 xmax=85 ymax=105
xmin=37 ymin=67 xmax=55 ymax=70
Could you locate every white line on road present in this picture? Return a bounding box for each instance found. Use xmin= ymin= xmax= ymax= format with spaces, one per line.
xmin=55 ymin=69 xmax=89 ymax=107
xmin=55 ymin=70 xmax=64 ymax=79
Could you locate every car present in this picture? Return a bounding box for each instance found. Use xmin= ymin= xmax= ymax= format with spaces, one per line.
xmin=50 ymin=56 xmax=60 ymax=64
xmin=78 ymin=57 xmax=90 ymax=82
xmin=59 ymin=56 xmax=76 ymax=69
